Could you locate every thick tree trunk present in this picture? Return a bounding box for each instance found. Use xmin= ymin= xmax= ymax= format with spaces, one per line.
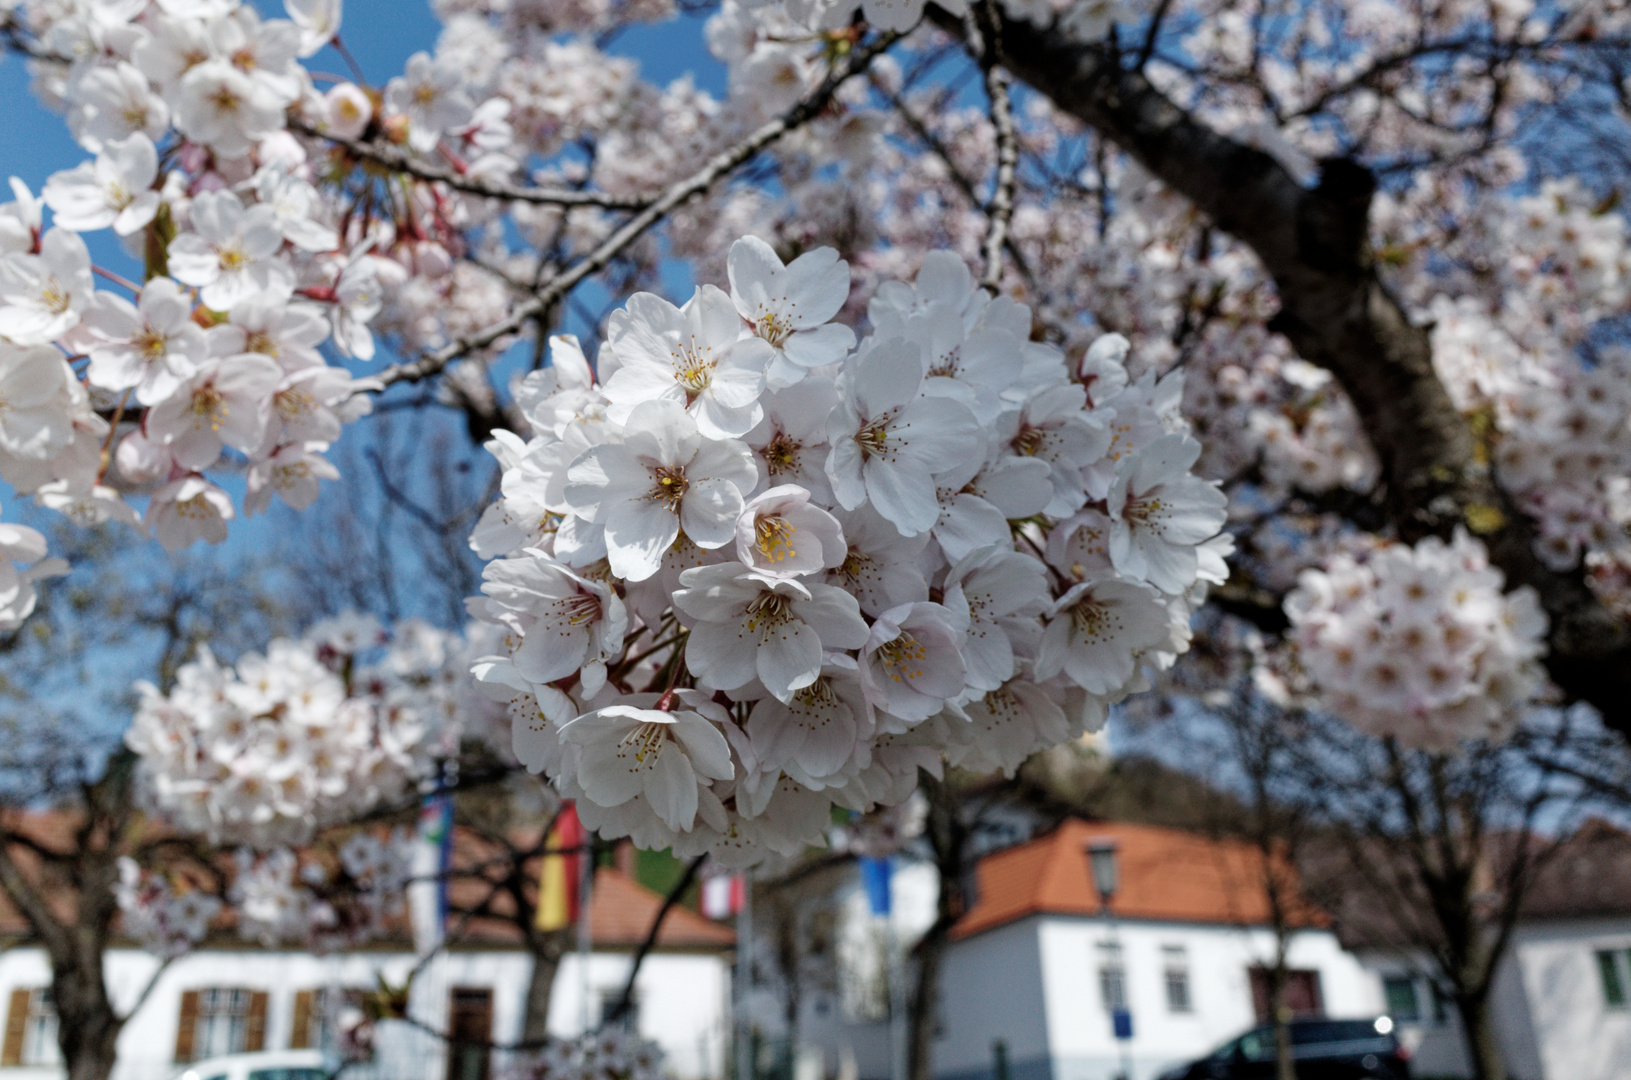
xmin=520 ymin=930 xmax=571 ymax=1044
xmin=1455 ymin=991 xmax=1506 ymax=1080
xmin=907 ymin=778 xmax=965 ymax=1080
xmin=54 ymin=950 xmax=122 ymax=1080
xmin=933 ymin=8 xmax=1631 ymax=736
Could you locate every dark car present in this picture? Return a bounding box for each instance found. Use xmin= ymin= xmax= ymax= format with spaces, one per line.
xmin=1155 ymin=1018 xmax=1412 ymax=1080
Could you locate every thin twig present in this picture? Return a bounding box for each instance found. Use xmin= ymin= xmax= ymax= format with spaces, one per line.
xmin=291 ymin=119 xmax=651 ymax=209
xmin=373 ymin=31 xmax=900 ymax=390
xmin=602 ymin=854 xmax=707 ymax=1027
xmin=975 ymin=5 xmax=1019 ymax=295
xmin=873 ymin=76 xmax=1035 ymax=287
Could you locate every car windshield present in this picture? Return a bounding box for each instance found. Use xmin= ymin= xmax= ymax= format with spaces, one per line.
xmin=1292 ymin=1020 xmax=1390 ymax=1045
xmin=247 ymin=1070 xmax=327 ymax=1080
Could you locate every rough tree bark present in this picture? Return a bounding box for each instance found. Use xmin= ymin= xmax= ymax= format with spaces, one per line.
xmin=0 ymin=753 xmax=138 ymax=1080
xmin=906 ymin=776 xmax=968 ymax=1080
xmin=519 ymin=929 xmax=573 ymax=1044
xmin=932 ymin=9 xmax=1631 ymax=737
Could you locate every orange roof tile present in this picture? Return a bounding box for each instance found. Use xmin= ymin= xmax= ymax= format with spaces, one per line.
xmin=950 ymin=819 xmax=1328 ymax=941
xmin=0 ymin=813 xmax=733 ymax=952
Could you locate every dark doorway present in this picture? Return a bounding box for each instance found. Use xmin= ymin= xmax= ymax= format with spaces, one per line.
xmin=446 ymin=987 xmax=494 ymax=1080
xmin=1248 ymin=968 xmax=1325 ymax=1023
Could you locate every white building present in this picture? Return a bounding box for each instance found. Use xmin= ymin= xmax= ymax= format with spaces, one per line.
xmin=787 ymin=819 xmax=1381 ymax=1080
xmin=0 ymin=866 xmax=734 ymax=1080
xmin=1351 ymin=820 xmax=1631 ymax=1080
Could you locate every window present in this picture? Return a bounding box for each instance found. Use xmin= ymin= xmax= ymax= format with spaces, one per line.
xmin=293 ymin=987 xmax=368 ymax=1051
xmin=1 ymin=988 xmax=61 ymax=1066
xmin=1098 ymin=942 xmax=1127 ymax=1012
xmin=1598 ymin=950 xmax=1631 ymax=1008
xmin=598 ymin=989 xmax=639 ymax=1030
xmin=1163 ymin=946 xmax=1192 ymax=1013
xmin=194 ymin=988 xmax=254 ymax=1058
xmin=446 ymin=987 xmax=493 ymax=1080
xmin=1383 ymin=975 xmax=1421 ymax=1021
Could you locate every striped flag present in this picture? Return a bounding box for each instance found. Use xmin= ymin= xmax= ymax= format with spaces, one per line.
xmin=535 ymin=802 xmax=583 ymax=931
xmin=410 ymin=792 xmax=453 ymax=955
xmin=701 ymin=873 xmax=745 ymax=920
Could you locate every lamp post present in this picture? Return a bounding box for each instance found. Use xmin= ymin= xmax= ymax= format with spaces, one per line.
xmin=1087 ymin=839 xmax=1135 ymax=1080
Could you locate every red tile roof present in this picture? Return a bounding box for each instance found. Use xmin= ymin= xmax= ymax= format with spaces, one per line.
xmin=0 ymin=813 xmax=733 ymax=952
xmin=950 ymin=819 xmax=1328 ymax=941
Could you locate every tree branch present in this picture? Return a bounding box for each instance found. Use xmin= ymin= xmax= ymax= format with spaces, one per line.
xmin=290 ymin=120 xmax=652 ymax=210
xmin=373 ymin=30 xmax=900 ymax=391
xmin=974 ymin=5 xmax=1019 ymax=294
xmin=602 ymin=854 xmax=705 ymax=1027
xmin=954 ymin=9 xmax=1631 ymax=736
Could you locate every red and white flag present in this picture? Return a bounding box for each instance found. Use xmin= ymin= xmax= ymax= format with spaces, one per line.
xmin=701 ymin=873 xmax=745 ymax=920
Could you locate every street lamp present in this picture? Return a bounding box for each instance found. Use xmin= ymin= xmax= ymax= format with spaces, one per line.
xmin=1086 ymin=839 xmax=1134 ymax=1080
xmin=1088 ymin=839 xmax=1119 ymax=909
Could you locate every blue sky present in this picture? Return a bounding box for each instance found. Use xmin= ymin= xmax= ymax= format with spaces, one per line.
xmin=0 ymin=4 xmax=730 ymax=724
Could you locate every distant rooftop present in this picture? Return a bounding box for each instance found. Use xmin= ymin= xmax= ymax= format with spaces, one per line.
xmin=0 ymin=813 xmax=734 ymax=952
xmin=951 ymin=818 xmax=1327 ymax=941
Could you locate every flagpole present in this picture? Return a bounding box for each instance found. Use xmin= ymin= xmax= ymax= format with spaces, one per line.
xmin=889 ymin=917 xmax=906 ymax=1080
xmin=735 ymin=875 xmax=752 ymax=1080
xmin=579 ymin=833 xmax=594 ymax=1034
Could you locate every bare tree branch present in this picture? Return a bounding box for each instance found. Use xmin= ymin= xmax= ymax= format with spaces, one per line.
xmin=290 ymin=120 xmax=653 ymax=210
xmin=373 ymin=30 xmax=902 ymax=391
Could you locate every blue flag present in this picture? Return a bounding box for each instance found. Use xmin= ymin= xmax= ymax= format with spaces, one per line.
xmin=859 ymin=855 xmax=892 ymax=917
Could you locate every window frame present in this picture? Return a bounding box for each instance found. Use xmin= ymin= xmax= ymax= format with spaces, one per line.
xmin=194 ymin=987 xmax=254 ymax=1058
xmin=19 ymin=988 xmax=59 ymax=1067
xmin=1597 ymin=948 xmax=1631 ymax=1009
xmin=1096 ymin=940 xmax=1127 ymax=1013
xmin=1161 ymin=946 xmax=1192 ymax=1014
xmin=1383 ymin=974 xmax=1422 ymax=1022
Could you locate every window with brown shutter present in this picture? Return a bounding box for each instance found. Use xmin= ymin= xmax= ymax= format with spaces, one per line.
xmin=289 ymin=990 xmax=315 ymax=1050
xmin=244 ymin=991 xmax=268 ymax=1052
xmin=174 ymin=990 xmax=200 ymax=1063
xmin=2 ymin=988 xmax=30 ymax=1067
xmin=446 ymin=987 xmax=493 ymax=1080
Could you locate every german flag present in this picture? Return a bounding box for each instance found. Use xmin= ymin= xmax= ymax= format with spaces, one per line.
xmin=535 ymin=802 xmax=582 ymax=931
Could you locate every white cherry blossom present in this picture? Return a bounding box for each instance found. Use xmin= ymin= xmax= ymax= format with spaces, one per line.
xmin=859 ymin=601 xmax=968 ymax=726
xmin=727 ymin=235 xmax=856 ymax=388
xmin=167 ymin=191 xmax=293 ymax=311
xmin=826 ymin=337 xmax=982 ymax=536
xmin=564 ymin=399 xmax=757 ymax=581
xmin=1105 ymin=433 xmax=1230 ymax=595
xmin=0 ymin=228 xmax=94 ymax=345
xmin=559 ymin=692 xmax=735 ymax=833
xmin=603 ymin=285 xmax=770 ymax=439
xmin=673 ymin=562 xmax=869 ymax=701
xmin=78 ymin=278 xmax=206 ymax=405
xmin=734 ymin=484 xmax=846 ymax=578
xmin=41 ymin=133 xmax=160 ymax=236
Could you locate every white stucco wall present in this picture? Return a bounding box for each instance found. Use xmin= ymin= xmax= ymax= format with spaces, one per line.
xmin=0 ymin=945 xmax=729 ymax=1080
xmin=1030 ymin=916 xmax=1378 ymax=1080
xmin=932 ymin=921 xmax=1051 ymax=1080
xmin=1508 ymin=919 xmax=1631 ymax=1080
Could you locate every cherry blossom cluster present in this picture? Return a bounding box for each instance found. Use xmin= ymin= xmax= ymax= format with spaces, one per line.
xmin=1283 ymin=529 xmax=1549 ymax=748
xmin=0 ymin=517 xmax=67 ymax=631
xmin=113 ymin=855 xmax=223 ymax=959
xmin=124 ymin=612 xmax=502 ymax=847
xmin=228 ymin=829 xmax=414 ymax=950
xmin=505 ymin=1029 xmax=666 ymax=1080
xmin=0 ymin=0 xmax=393 ymax=557
xmin=465 ymin=239 xmax=1229 ymax=864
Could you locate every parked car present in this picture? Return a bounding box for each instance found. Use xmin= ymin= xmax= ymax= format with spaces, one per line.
xmin=172 ymin=1049 xmax=333 ymax=1080
xmin=1155 ymin=1018 xmax=1412 ymax=1079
